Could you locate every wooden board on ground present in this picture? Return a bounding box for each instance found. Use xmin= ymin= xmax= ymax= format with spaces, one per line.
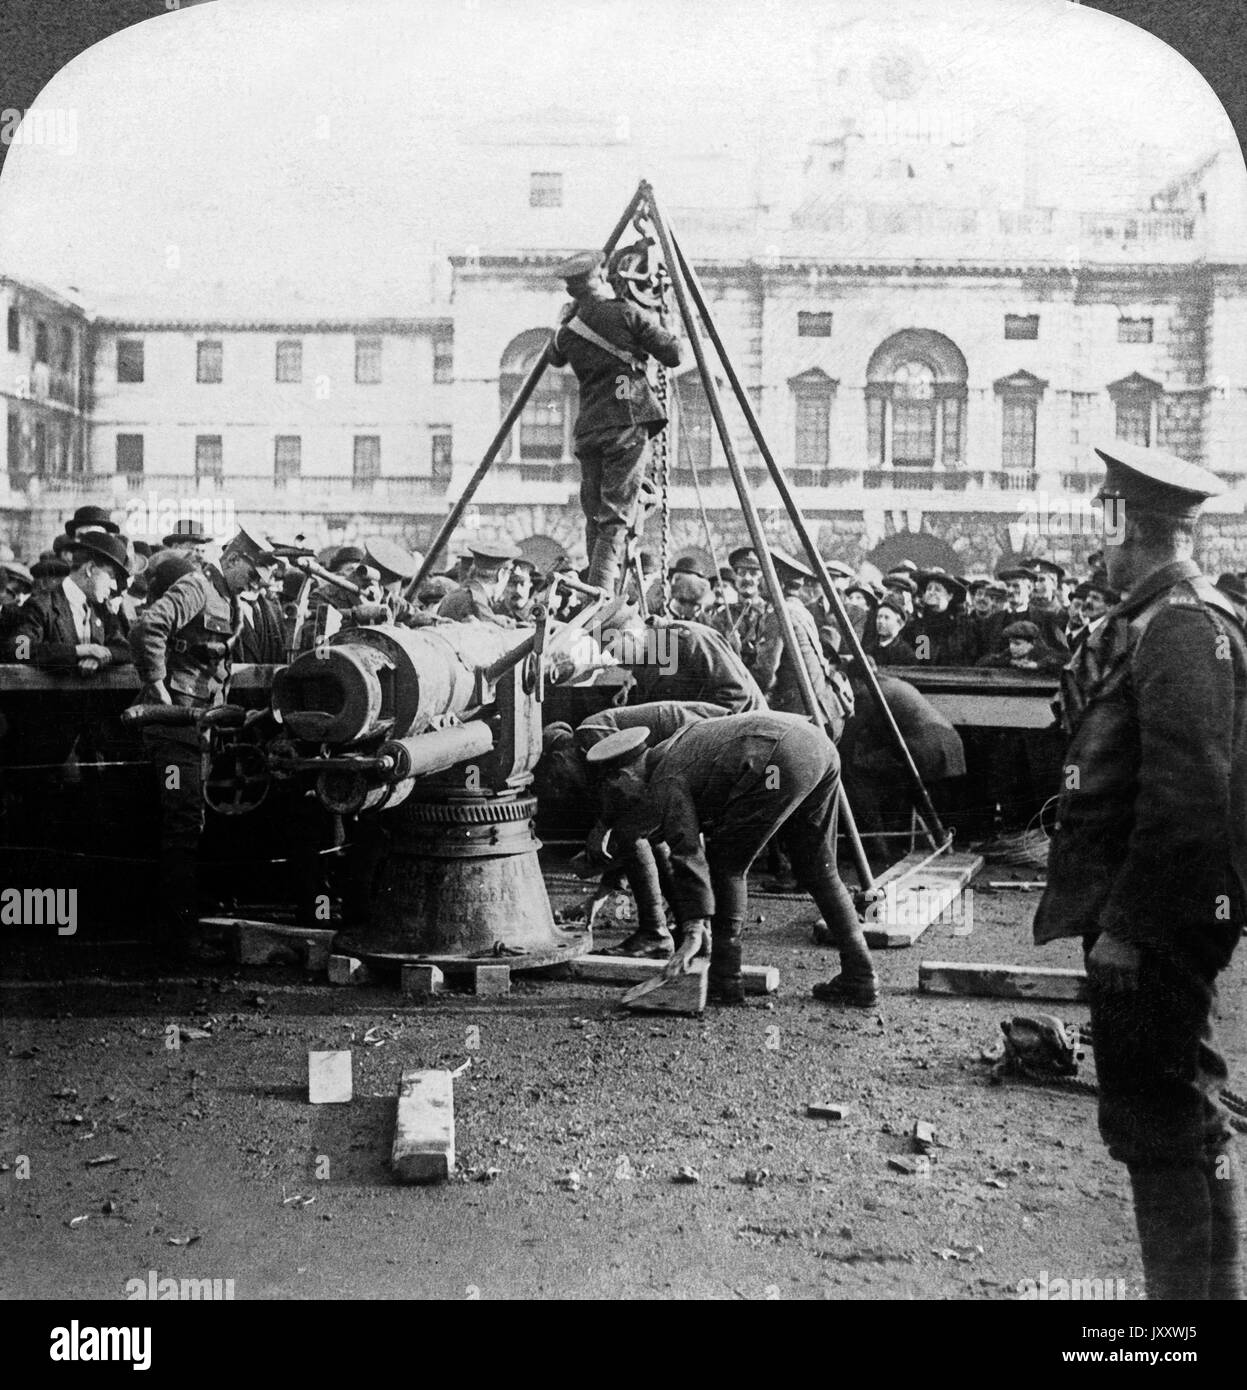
xmin=201 ymin=917 xmax=338 ymax=971
xmin=573 ymin=954 xmax=778 ymax=995
xmin=392 ymin=1070 xmax=455 ymax=1184
xmin=919 ymin=960 xmax=1088 ymax=1001
xmin=861 ymin=850 xmax=983 ymax=949
xmin=621 ymin=961 xmax=708 ymax=1016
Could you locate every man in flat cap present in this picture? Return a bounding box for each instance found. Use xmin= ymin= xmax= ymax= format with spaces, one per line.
xmin=582 ymin=713 xmax=877 ymax=1006
xmin=974 ymin=618 xmax=1066 ymax=674
xmin=437 ymin=542 xmax=521 ymax=626
xmin=709 ymin=546 xmax=768 ymax=679
xmin=754 ymin=549 xmax=852 ymax=741
xmin=548 ymin=249 xmax=682 ymax=596
xmin=1035 ymin=441 xmax=1247 ymax=1300
xmin=868 ymin=594 xmax=918 ymax=667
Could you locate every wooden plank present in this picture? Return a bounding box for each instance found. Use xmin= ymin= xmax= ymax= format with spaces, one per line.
xmin=621 ymin=961 xmax=707 ymax=1015
xmin=861 ymin=851 xmax=983 ymax=949
xmin=308 ymin=1050 xmax=352 ymax=1104
xmin=572 ymin=954 xmax=778 ymax=995
xmin=202 ymin=917 xmax=338 ymax=971
xmin=919 ymin=960 xmax=1088 ymax=1002
xmin=392 ymin=1070 xmax=455 ymax=1184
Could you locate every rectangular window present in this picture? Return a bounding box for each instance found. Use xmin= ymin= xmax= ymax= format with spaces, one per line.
xmin=943 ymin=396 xmax=964 ymax=462
xmin=275 ymin=435 xmax=301 ymax=484
xmin=34 ymin=321 xmax=49 ymax=364
xmin=1115 ymin=397 xmax=1151 ymax=446
xmin=197 ymin=339 xmax=223 ymax=383
xmin=794 ymin=393 xmax=830 ymax=467
xmin=1001 ymin=395 xmax=1037 ymax=470
xmin=893 ymin=399 xmax=936 ymax=466
xmin=1118 ymin=316 xmax=1154 ymax=344
xmin=1004 ymin=314 xmax=1039 ymax=340
xmin=431 ymin=432 xmax=453 ymax=481
xmin=59 ymin=325 xmax=73 ymax=372
xmin=519 ymin=381 xmax=567 ymax=460
xmin=433 ymin=335 xmax=453 ymax=384
xmin=867 ymin=395 xmax=885 ymax=463
xmin=7 ymin=307 xmax=19 ymax=352
xmin=529 ymin=171 xmax=563 ymax=208
xmin=676 ymin=377 xmax=713 ymax=473
xmin=7 ymin=408 xmax=20 ymax=473
xmin=795 ymin=311 xmax=834 ymax=337
xmin=116 ymin=433 xmax=144 ymax=478
xmin=117 ymin=338 xmax=144 ymax=383
xmin=276 ymin=339 xmax=302 ymax=383
xmin=34 ymin=420 xmax=47 ymax=471
xmin=797 ymin=311 xmax=833 ymax=338
xmin=353 ymin=435 xmax=381 ymax=488
xmin=355 ymin=336 xmax=382 ymax=384
xmin=195 ymin=434 xmax=223 ymax=482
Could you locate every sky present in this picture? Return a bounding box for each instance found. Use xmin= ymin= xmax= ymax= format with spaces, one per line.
xmin=0 ymin=0 xmax=1240 ymax=317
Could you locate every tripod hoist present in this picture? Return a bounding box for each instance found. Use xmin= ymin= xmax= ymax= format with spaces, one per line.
xmin=406 ymin=180 xmax=962 ymax=910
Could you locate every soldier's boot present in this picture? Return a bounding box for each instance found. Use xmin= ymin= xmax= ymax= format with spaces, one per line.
xmin=708 ymin=916 xmax=745 ymax=1005
xmin=1206 ymin=1150 xmax=1244 ymax=1300
xmin=603 ymin=848 xmax=674 ymax=958
xmin=586 ymin=533 xmax=623 ymax=596
xmin=807 ymin=875 xmax=878 ymax=1007
xmin=1128 ymin=1165 xmax=1212 ymax=1300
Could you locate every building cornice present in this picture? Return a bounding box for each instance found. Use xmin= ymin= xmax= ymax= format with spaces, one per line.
xmin=93 ymin=316 xmax=454 ymax=335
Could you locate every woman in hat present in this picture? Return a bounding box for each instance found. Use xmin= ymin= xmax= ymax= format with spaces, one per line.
xmin=908 ymin=569 xmax=976 ymax=666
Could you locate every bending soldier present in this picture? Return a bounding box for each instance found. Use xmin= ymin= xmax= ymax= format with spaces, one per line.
xmin=583 ymin=713 xmax=878 ymax=1006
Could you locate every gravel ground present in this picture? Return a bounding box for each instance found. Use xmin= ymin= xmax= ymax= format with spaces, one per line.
xmin=1 ymin=860 xmax=1243 ymax=1302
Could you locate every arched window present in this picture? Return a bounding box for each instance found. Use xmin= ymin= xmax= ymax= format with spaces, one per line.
xmin=1107 ymin=372 xmax=1161 ymax=448
xmin=866 ymin=329 xmax=968 ymax=472
xmin=499 ymin=329 xmax=578 ymax=463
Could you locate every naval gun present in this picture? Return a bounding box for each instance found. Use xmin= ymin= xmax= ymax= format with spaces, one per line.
xmin=265 ymin=605 xmax=597 ymax=972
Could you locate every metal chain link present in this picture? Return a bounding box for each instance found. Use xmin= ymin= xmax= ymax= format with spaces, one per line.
xmin=653 ymin=362 xmax=671 ymax=612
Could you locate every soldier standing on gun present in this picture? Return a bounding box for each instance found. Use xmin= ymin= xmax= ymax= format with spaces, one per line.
xmin=548 ymin=250 xmax=682 ymax=596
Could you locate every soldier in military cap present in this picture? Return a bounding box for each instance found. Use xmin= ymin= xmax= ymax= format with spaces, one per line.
xmin=582 ymin=713 xmax=877 ymax=1006
xmin=1024 ymin=558 xmax=1070 ymax=653
xmin=709 ymin=545 xmax=768 ymax=678
xmin=437 ymin=541 xmax=520 ymax=626
xmin=548 ymin=249 xmax=682 ymax=595
xmin=499 ymin=557 xmax=538 ymax=622
xmin=754 ymin=549 xmax=852 ymax=741
xmin=130 ymin=529 xmax=271 ymax=961
xmin=666 ymin=570 xmax=713 ymax=624
xmin=1035 ymin=441 xmax=1247 ymax=1300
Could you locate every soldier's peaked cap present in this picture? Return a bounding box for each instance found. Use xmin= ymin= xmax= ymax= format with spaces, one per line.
xmin=1027 ymin=558 xmax=1066 ymax=581
xmin=364 ymin=536 xmax=419 ymax=581
xmin=468 ymin=541 xmax=520 ymax=564
xmin=728 ymin=547 xmax=762 ymax=571
xmin=997 ymin=566 xmax=1035 ymax=583
xmin=584 ymin=726 xmax=650 ymax=772
xmin=1093 ymin=441 xmax=1224 ymax=519
xmin=556 ymin=250 xmax=605 ymax=284
xmin=770 ymin=548 xmax=814 ymax=582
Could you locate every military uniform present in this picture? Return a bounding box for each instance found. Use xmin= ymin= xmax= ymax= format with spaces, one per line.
xmin=1034 ymin=442 xmax=1246 ymax=1300
xmin=131 ymin=564 xmax=241 ymax=949
xmin=626 ymin=617 xmax=765 ymax=714
xmin=436 ymin=544 xmax=520 ymax=627
xmin=586 ymin=713 xmax=876 ymax=1005
xmin=548 ymin=251 xmax=682 ymax=594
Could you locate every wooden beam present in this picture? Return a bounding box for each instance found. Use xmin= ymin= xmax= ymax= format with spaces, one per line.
xmin=860 ymin=850 xmax=983 ymax=949
xmin=621 ymin=962 xmax=708 ymax=1016
xmin=572 ymin=954 xmax=778 ymax=994
xmin=919 ymin=960 xmax=1088 ymax=1001
xmin=392 ymin=1070 xmax=455 ymax=1184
